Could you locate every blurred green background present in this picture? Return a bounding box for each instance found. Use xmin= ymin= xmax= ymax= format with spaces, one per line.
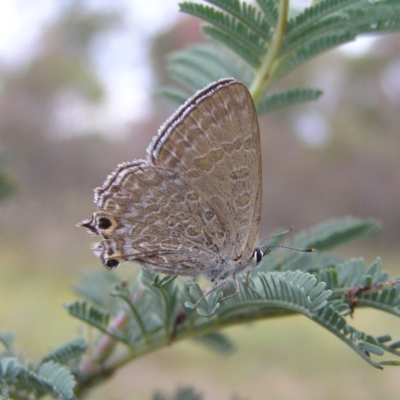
xmin=0 ymin=1 xmax=399 ymax=399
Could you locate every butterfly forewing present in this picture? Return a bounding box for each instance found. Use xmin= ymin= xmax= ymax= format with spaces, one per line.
xmin=149 ymin=79 xmax=262 ymax=261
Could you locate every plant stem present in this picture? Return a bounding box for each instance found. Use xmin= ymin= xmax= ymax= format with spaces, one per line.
xmin=250 ymin=0 xmax=289 ymax=104
xmin=73 ymin=301 xmax=294 ymax=398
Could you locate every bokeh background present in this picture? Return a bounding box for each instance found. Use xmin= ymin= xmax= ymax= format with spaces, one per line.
xmin=1 ymin=1 xmax=400 ymax=399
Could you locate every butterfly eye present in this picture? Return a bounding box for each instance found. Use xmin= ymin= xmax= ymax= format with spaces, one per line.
xmin=254 ymin=248 xmax=263 ymax=264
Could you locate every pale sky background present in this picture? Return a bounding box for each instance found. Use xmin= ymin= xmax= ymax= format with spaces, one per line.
xmin=0 ymin=0 xmax=375 ymax=141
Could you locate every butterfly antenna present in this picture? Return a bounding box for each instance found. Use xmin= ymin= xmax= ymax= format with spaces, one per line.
xmin=262 ymin=244 xmax=314 ymax=257
xmin=269 ymin=244 xmax=314 ymax=252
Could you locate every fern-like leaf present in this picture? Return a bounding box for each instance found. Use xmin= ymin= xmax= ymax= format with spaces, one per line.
xmin=169 ymin=0 xmax=400 ymax=105
xmin=256 ymin=0 xmax=278 ymax=27
xmin=256 ymin=87 xmax=323 ymax=114
xmin=65 ymin=301 xmax=109 ymax=330
xmin=276 ymin=30 xmax=356 ymax=80
xmin=333 ymin=258 xmax=400 ymax=316
xmin=168 ymin=60 xmax=216 ymax=93
xmin=203 ymin=25 xmax=263 ymax=68
xmin=334 ymin=258 xmax=388 ymax=289
xmin=73 ymin=270 xmax=121 ymax=314
xmin=36 ymin=361 xmax=77 ymax=400
xmin=166 ymin=44 xmax=251 ymax=92
xmin=181 ymin=3 xmax=268 ymax=55
xmin=189 ymin=270 xmax=332 ymax=318
xmin=64 ymin=301 xmax=129 ymax=344
xmin=167 ymin=47 xmax=237 ymax=92
xmin=295 ymin=216 xmax=381 ymax=252
xmin=0 ymin=357 xmax=21 ymax=383
xmin=263 ymin=216 xmax=381 ymax=272
xmin=141 ymin=270 xmax=181 ymax=334
xmin=167 ymin=44 xmax=253 ymax=92
xmin=202 ymin=0 xmax=273 ymax=37
xmin=256 ymin=270 xmax=331 ymax=315
xmin=280 ymin=15 xmax=350 ymax=55
xmin=347 ymin=2 xmax=400 ymax=34
xmin=314 ymin=258 xmax=400 ymax=320
xmin=0 ymin=332 xmax=15 ymax=354
xmin=285 ymin=0 xmax=362 ymax=37
xmin=314 ymin=304 xmax=400 ymax=368
xmin=13 ymin=361 xmax=77 ymax=400
xmin=41 ymin=339 xmax=88 ymax=366
xmin=357 ymin=284 xmax=400 ymax=317
xmin=185 ymin=280 xmax=223 ymax=317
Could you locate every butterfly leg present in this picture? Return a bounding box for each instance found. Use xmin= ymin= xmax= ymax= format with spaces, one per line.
xmin=219 ymin=273 xmax=240 ymax=303
xmin=244 ymin=270 xmax=251 ymax=285
xmin=194 ymin=279 xmax=226 ymax=310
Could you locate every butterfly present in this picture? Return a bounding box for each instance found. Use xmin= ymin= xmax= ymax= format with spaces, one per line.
xmin=80 ymin=78 xmax=313 ymax=308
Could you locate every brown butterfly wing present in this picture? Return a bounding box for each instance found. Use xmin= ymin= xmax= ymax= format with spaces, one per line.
xmin=82 ymin=162 xmax=228 ymax=275
xmin=148 ymin=79 xmax=262 ymax=261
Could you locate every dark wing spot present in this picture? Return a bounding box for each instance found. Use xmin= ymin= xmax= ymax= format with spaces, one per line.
xmin=105 ymin=259 xmax=120 ymax=269
xmin=98 ymin=217 xmax=112 ymax=230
